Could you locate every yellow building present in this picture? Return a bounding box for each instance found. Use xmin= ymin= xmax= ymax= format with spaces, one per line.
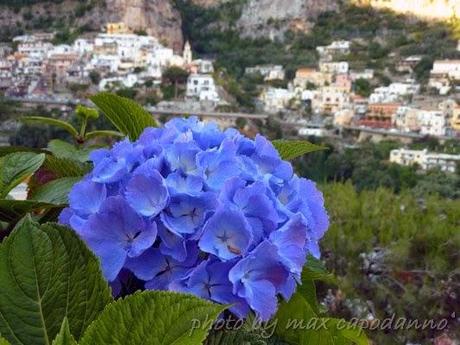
xmin=106 ymin=22 xmax=129 ymax=35
xmin=293 ymin=68 xmax=332 ymax=88
xmin=452 ymin=107 xmax=460 ymax=131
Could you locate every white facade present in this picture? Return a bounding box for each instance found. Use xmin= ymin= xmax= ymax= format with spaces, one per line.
xmin=88 ymin=55 xmax=120 ymax=73
xmin=430 ymin=60 xmax=460 ymax=76
xmin=192 ymin=59 xmax=214 ymax=74
xmin=73 ymin=39 xmax=94 ymax=55
xmin=369 ymin=81 xmax=420 ymax=103
xmin=94 ymin=33 xmax=158 ymax=60
xmin=18 ymin=41 xmax=53 ymax=59
xmin=312 ymin=86 xmax=351 ymax=113
xmin=429 ymin=60 xmax=460 ymax=94
xmin=245 ymin=65 xmax=285 ymax=80
xmin=99 ymin=74 xmax=138 ymax=90
xmin=151 ymin=47 xmax=174 ymax=67
xmin=390 ymin=149 xmax=459 ymax=172
xmin=47 ymin=45 xmax=73 ymax=57
xmin=317 ymin=40 xmax=351 ymax=60
xmin=186 ymin=74 xmax=220 ymax=102
xmin=350 ymin=69 xmax=374 ymax=81
xmin=417 ymin=110 xmax=446 ymax=137
xmin=319 ymin=61 xmax=349 ymax=74
xmin=298 ymin=127 xmax=326 ymax=137
xmin=260 ymin=87 xmax=295 ymax=112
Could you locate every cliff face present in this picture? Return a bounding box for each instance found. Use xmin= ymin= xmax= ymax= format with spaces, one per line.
xmin=236 ymin=0 xmax=338 ymax=39
xmin=105 ymin=0 xmax=183 ymax=51
xmin=0 ymin=0 xmax=183 ymax=50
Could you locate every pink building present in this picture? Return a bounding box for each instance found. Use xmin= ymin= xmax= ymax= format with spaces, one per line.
xmin=333 ymin=73 xmax=352 ymax=91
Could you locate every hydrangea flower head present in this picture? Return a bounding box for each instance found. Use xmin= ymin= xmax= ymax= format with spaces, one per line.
xmin=61 ymin=117 xmax=329 ymax=321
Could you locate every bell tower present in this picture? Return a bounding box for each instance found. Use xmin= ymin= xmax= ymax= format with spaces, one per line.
xmin=183 ymin=41 xmax=192 ymax=65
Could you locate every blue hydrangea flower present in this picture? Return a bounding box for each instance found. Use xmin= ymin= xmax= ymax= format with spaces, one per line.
xmin=61 ymin=117 xmax=329 ymax=321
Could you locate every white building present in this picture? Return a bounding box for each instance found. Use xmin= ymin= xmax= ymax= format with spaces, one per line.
xmin=99 ymin=74 xmax=139 ymax=90
xmin=151 ymin=47 xmax=175 ymax=67
xmin=319 ymin=61 xmax=349 ymax=75
xmin=430 ymin=60 xmax=460 ymax=77
xmin=298 ymin=127 xmax=326 ymax=137
xmin=186 ymin=74 xmax=220 ymax=102
xmin=94 ymin=33 xmax=158 ymax=60
xmin=396 ymin=55 xmax=422 ymax=73
xmin=390 ymin=148 xmax=460 ymax=173
xmin=245 ymin=65 xmax=285 ymax=81
xmin=260 ymin=87 xmax=295 ymax=112
xmin=88 ymin=55 xmax=120 ymax=73
xmin=429 ymin=60 xmax=460 ymax=94
xmin=317 ymin=40 xmax=351 ymax=61
xmin=417 ymin=110 xmax=447 ymax=137
xmin=312 ymin=86 xmax=351 ymax=114
xmin=17 ymin=41 xmax=53 ymax=59
xmin=350 ymin=69 xmax=374 ymax=81
xmin=191 ymin=59 xmax=214 ymax=74
xmin=369 ymin=81 xmax=420 ymax=103
xmin=73 ymin=39 xmax=94 ymax=55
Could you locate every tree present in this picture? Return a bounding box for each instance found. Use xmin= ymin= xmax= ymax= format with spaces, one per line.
xmin=354 ymin=78 xmax=372 ymax=97
xmin=414 ymin=57 xmax=434 ymax=82
xmin=162 ymin=66 xmax=189 ymax=99
xmin=89 ymin=71 xmax=101 ymax=85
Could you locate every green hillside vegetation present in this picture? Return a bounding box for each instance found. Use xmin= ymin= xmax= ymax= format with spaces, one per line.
xmin=175 ymin=2 xmax=460 ymax=106
xmin=322 ymin=183 xmax=460 ymax=345
xmin=295 ymin=139 xmax=460 ymax=199
xmin=0 ymin=0 xmax=101 ymax=42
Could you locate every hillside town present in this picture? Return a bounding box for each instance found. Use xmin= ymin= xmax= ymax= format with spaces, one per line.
xmin=1 ymin=22 xmax=460 ymax=172
xmin=0 ymin=23 xmax=219 ymax=102
xmin=0 ymin=2 xmax=459 ymax=344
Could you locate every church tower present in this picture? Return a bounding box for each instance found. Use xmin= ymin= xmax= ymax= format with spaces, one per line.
xmin=183 ymin=41 xmax=192 ymax=65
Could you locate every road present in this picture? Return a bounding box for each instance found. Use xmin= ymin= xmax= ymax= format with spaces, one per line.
xmin=7 ymin=96 xmax=269 ymax=120
xmin=343 ymin=125 xmax=459 ymax=141
xmin=7 ymin=96 xmax=459 ymax=141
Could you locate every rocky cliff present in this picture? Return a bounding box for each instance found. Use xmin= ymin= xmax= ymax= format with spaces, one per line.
xmin=188 ymin=0 xmax=338 ymax=39
xmin=0 ymin=0 xmax=183 ymax=50
xmin=236 ymin=0 xmax=338 ymax=39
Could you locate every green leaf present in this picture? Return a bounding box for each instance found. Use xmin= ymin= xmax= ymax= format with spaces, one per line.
xmin=29 ymin=177 xmax=81 ymax=205
xmin=79 ymin=291 xmax=226 ymax=345
xmin=205 ymin=330 xmax=267 ymax=345
xmin=297 ymin=278 xmax=319 ymax=314
xmin=51 ymin=318 xmax=77 ymax=345
xmin=84 ymin=130 xmax=125 ymax=140
xmin=326 ymin=319 xmax=368 ymax=345
xmin=275 ymin=293 xmax=318 ymax=345
xmin=0 ymin=147 xmax=48 ymax=158
xmin=47 ymin=140 xmax=91 ymax=163
xmin=303 ymin=256 xmax=336 ymax=284
xmin=0 ymin=337 xmax=11 ymax=345
xmin=90 ymin=92 xmax=157 ymax=140
xmin=42 ymin=155 xmax=91 ymax=178
xmin=275 ymin=292 xmax=367 ymax=345
xmin=0 ymin=200 xmax=56 ymax=222
xmin=272 ymin=140 xmax=326 ymax=160
xmin=21 ymin=117 xmax=79 ymax=138
xmin=0 ymin=217 xmax=112 ymax=345
xmin=0 ymin=152 xmax=45 ymax=198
